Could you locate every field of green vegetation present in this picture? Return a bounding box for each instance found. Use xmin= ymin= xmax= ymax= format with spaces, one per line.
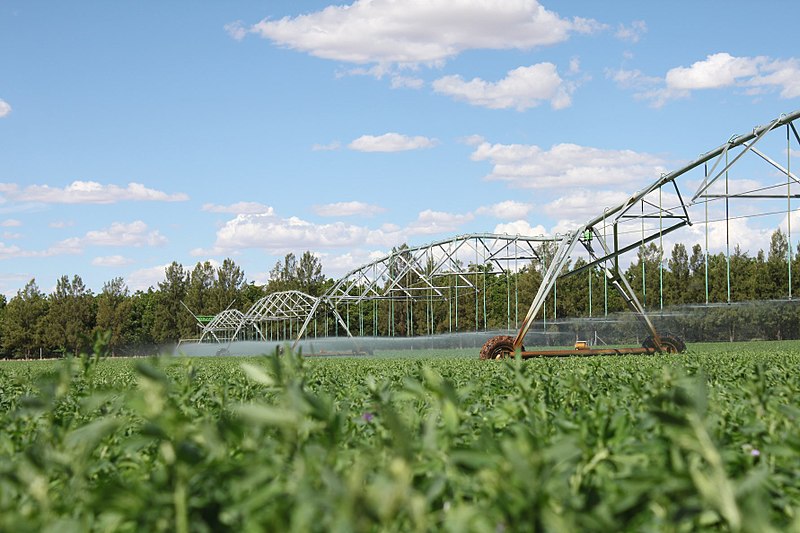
xmin=1 ymin=340 xmax=799 ymax=532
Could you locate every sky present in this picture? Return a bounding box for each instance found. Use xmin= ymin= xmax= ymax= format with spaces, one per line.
xmin=2 ymin=1 xmax=800 ymax=298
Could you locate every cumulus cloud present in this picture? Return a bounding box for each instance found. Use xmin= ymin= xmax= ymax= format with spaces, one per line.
xmin=313 ymin=201 xmax=386 ymax=217
xmin=312 ymin=141 xmax=341 ymax=151
xmin=475 ymin=200 xmax=533 ymax=220
xmin=615 ymin=20 xmax=646 ymax=43
xmin=613 ymin=52 xmax=800 ymax=107
xmin=544 ymin=190 xmax=631 ymax=219
xmin=236 ymin=0 xmax=603 ymax=67
xmin=391 ymin=75 xmax=425 ymax=89
xmin=348 ymin=133 xmax=438 ymax=152
xmin=318 ymin=249 xmax=390 ymax=277
xmin=471 ymin=141 xmax=666 ymax=189
xmin=83 ymin=221 xmax=167 ymax=247
xmin=0 ymin=181 xmax=188 ymax=204
xmin=0 ymin=99 xmax=10 ymax=118
xmin=406 ymin=209 xmax=474 ymax=235
xmin=45 ymin=221 xmax=167 ymax=257
xmin=493 ymin=220 xmax=548 ymax=237
xmin=0 ymin=242 xmax=23 ymax=259
xmin=92 ymin=255 xmax=135 ymax=267
xmin=48 ymin=220 xmax=74 ymax=228
xmin=126 ymin=264 xmax=172 ymax=292
xmin=202 ymin=202 xmax=275 ymax=215
xmin=0 ymin=221 xmax=167 ymax=260
xmin=208 ymin=208 xmax=475 ymax=254
xmin=685 ymin=217 xmax=771 ymax=253
xmin=212 ymin=213 xmax=373 ymax=252
xmin=433 ymin=63 xmax=573 ymax=110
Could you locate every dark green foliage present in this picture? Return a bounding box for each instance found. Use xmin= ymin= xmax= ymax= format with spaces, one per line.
xmin=1 ymin=342 xmax=799 ymax=531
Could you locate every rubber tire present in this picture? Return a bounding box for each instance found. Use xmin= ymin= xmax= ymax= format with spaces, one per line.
xmin=642 ymin=332 xmax=686 ymax=354
xmin=659 ymin=332 xmax=687 ymax=353
xmin=479 ymin=335 xmax=523 ymax=360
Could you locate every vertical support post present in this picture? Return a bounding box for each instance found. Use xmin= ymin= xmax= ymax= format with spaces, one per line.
xmin=659 ymin=186 xmax=663 ymax=310
xmin=603 ymin=210 xmax=608 ymax=316
xmin=641 ymin=199 xmax=646 ymax=307
xmin=789 ymin=124 xmax=793 ymax=299
xmin=588 ymin=265 xmax=592 ymax=317
xmin=704 ymin=163 xmax=709 ymax=304
xmin=726 ymin=149 xmax=731 ymax=303
xmin=474 ymin=241 xmax=479 ymax=332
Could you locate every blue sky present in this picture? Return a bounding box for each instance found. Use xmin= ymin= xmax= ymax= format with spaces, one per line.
xmin=2 ymin=1 xmax=800 ymax=297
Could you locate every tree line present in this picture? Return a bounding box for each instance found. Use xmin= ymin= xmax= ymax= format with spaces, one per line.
xmin=2 ymin=231 xmax=800 ymax=358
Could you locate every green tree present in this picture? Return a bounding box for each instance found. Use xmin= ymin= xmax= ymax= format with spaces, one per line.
xmin=667 ymin=243 xmax=690 ymax=304
xmin=152 ymin=262 xmax=190 ymax=343
xmin=296 ymin=251 xmax=325 ymax=296
xmin=46 ymin=275 xmax=95 ymax=356
xmin=95 ymin=277 xmax=133 ymax=356
xmin=213 ymin=258 xmax=246 ymax=311
xmin=2 ymin=280 xmax=48 ymax=358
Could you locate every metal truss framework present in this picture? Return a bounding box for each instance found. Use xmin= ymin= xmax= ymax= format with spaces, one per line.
xmin=513 ymin=108 xmax=800 ymax=350
xmin=188 ymin=109 xmax=800 ymax=352
xmin=189 ymin=234 xmax=558 ymax=346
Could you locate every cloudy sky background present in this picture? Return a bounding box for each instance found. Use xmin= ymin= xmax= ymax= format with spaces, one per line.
xmin=1 ymin=1 xmax=799 ymax=297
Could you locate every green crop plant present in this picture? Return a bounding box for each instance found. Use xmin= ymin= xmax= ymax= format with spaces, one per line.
xmin=0 ymin=339 xmax=799 ymax=531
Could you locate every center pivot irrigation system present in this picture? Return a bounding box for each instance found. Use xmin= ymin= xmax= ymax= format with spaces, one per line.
xmin=181 ymin=109 xmax=800 ymax=359
xmin=479 ymin=108 xmax=800 ymax=359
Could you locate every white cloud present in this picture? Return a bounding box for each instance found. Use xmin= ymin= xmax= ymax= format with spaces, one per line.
xmin=202 ymin=202 xmax=275 ymax=215
xmin=239 ymin=0 xmax=602 ymax=67
xmin=126 ymin=264 xmax=172 ymax=292
xmin=615 ymin=20 xmax=646 ymax=43
xmin=313 ymin=201 xmax=386 ymax=217
xmin=433 ymin=63 xmax=573 ymax=110
xmin=0 ymin=99 xmax=10 ymax=118
xmin=42 ymin=221 xmax=167 ymax=257
xmin=1 ymin=219 xmax=21 ymax=227
xmin=406 ymin=209 xmax=474 ymax=235
xmin=471 ymin=141 xmax=666 ymax=189
xmin=475 ymin=200 xmax=533 ymax=220
xmin=618 ymin=52 xmax=800 ymax=107
xmin=212 ymin=213 xmax=373 ymax=252
xmin=224 ymin=20 xmax=249 ymax=41
xmin=82 ymin=221 xmax=167 ymax=247
xmin=391 ymin=75 xmax=425 ymax=89
xmin=0 ymin=181 xmax=189 ymax=204
xmin=317 ymin=249 xmax=389 ymax=278
xmin=544 ymin=190 xmax=631 ymax=219
xmin=606 ymin=68 xmax=660 ymax=90
xmin=208 ymin=208 xmax=475 ymax=254
xmin=312 ymin=141 xmax=341 ymax=151
xmin=348 ymin=133 xmax=438 ymax=152
xmin=0 ymin=242 xmax=23 ymax=259
xmin=48 ymin=220 xmax=74 ymax=228
xmin=493 ymin=220 xmax=548 ymax=237
xmin=685 ymin=217 xmax=770 ymax=253
xmin=92 ymin=255 xmax=135 ymax=267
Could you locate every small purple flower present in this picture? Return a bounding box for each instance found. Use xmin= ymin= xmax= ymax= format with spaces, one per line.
xmin=362 ymin=412 xmax=374 ymax=422
xmin=750 ymin=448 xmax=761 ymax=457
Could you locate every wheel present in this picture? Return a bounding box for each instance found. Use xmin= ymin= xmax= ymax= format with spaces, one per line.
xmin=479 ymin=335 xmax=523 ymax=360
xmin=216 ymin=348 xmax=230 ymax=356
xmin=659 ymin=332 xmax=686 ymax=353
xmin=642 ymin=333 xmax=686 ymax=354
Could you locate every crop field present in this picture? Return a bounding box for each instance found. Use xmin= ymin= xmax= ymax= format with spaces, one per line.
xmin=1 ymin=341 xmax=800 ymax=532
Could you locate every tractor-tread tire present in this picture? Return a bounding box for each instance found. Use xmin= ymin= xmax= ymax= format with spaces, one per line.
xmin=643 ymin=332 xmax=686 ymax=354
xmin=479 ymin=335 xmax=523 ymax=360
